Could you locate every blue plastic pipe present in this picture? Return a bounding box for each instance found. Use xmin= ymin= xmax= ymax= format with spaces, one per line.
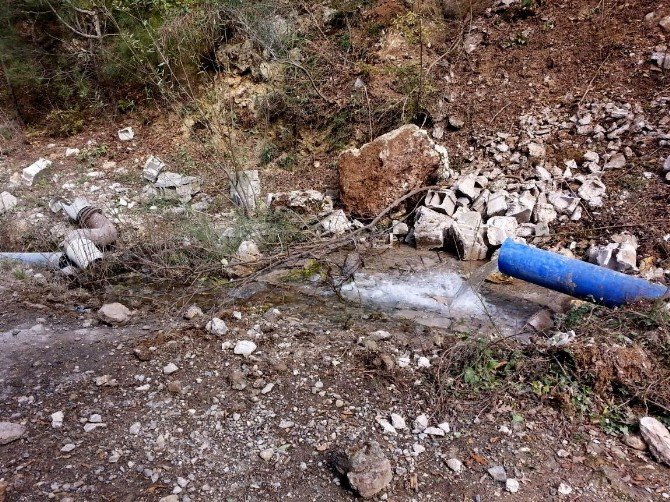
xmin=498 ymin=240 xmax=669 ymax=307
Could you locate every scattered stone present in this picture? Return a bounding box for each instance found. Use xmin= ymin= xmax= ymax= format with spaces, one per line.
xmin=425 ymin=189 xmax=457 ymax=216
xmin=167 ymin=380 xmax=183 ymax=394
xmin=206 ymin=317 xmax=228 ymax=336
xmin=236 ymin=240 xmax=262 ymax=262
xmin=623 ymin=434 xmax=647 ymax=451
xmin=413 ymin=414 xmax=429 ymax=433
xmin=376 ymin=418 xmax=397 ymax=435
xmin=233 ymin=340 xmax=257 ymax=356
xmin=448 ymin=115 xmax=465 ymax=130
xmin=61 ymin=443 xmax=76 ymax=452
xmin=83 ymin=423 xmax=106 ymax=433
xmin=0 ymin=422 xmax=26 ymax=445
xmin=129 ymin=422 xmax=141 ymax=435
xmin=230 ymin=170 xmax=261 ymax=213
xmin=506 ymin=478 xmax=520 ymax=493
xmin=159 ymin=496 xmax=179 ymax=502
xmin=391 ymin=220 xmax=410 ymax=237
xmin=424 ymin=426 xmax=445 ymax=437
xmin=97 ymin=303 xmax=131 ymax=324
xmin=259 ymin=448 xmax=274 ymax=461
xmin=486 ymin=216 xmax=518 ymax=246
xmin=456 ymin=174 xmax=479 ymax=200
xmin=22 ymin=158 xmax=52 ymax=186
xmin=143 ymin=156 xmax=165 ymax=182
xmin=390 ymin=413 xmax=406 ymax=430
xmin=89 ymin=413 xmax=102 ymax=423
xmin=486 ymin=191 xmax=508 ymax=217
xmin=487 ymin=465 xmax=507 ymax=482
xmin=413 ymin=206 xmax=452 ymax=249
xmin=163 ymin=363 xmax=179 ymax=375
xmin=527 ymin=142 xmax=546 ymax=159
xmin=446 ymin=458 xmax=463 ymax=473
xmin=604 ymin=153 xmax=626 ymax=169
xmin=267 ymin=190 xmax=334 ymax=216
xmin=338 ymin=124 xmax=449 ymax=218
xmin=557 ymin=482 xmax=573 ymax=496
xmin=319 ymin=209 xmax=352 ymax=235
xmin=65 ymin=148 xmax=80 ymax=157
xmin=51 ymin=411 xmax=64 ymax=428
xmin=450 ymin=210 xmax=488 ymax=260
xmin=578 ymin=177 xmax=607 ymax=208
xmin=155 ymin=172 xmax=201 ymax=202
xmin=184 ymin=305 xmax=203 ymax=320
xmin=346 ymin=441 xmax=393 ymax=499
xmin=117 ymin=127 xmax=134 ymax=141
xmin=0 ymin=192 xmax=18 ymax=213
xmin=660 ymin=15 xmax=670 ymax=32
xmin=640 ymin=416 xmax=670 ymax=465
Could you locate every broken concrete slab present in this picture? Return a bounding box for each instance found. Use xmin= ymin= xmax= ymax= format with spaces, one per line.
xmin=267 ymin=190 xmax=333 ymax=216
xmin=578 ymin=177 xmax=607 ymax=208
xmin=155 ymin=172 xmax=201 ymax=203
xmin=22 ymin=158 xmax=52 ymax=186
xmin=425 ymin=189 xmax=457 ymax=216
xmin=548 ymin=192 xmax=580 ymax=215
xmin=413 ymin=206 xmax=453 ymax=249
xmin=117 ymin=127 xmax=134 ymax=141
xmin=319 ymin=209 xmax=351 ymax=235
xmin=486 ymin=216 xmax=518 ymax=246
xmin=449 ymin=210 xmax=488 ymax=260
xmin=486 ymin=190 xmax=509 ymax=217
xmin=456 ymin=174 xmax=479 ymax=200
xmin=338 ymin=125 xmax=448 ymax=218
xmin=143 ymin=156 xmax=165 ymax=182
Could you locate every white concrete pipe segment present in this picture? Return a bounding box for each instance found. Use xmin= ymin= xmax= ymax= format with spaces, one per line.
xmin=64 ymin=237 xmax=103 ymax=269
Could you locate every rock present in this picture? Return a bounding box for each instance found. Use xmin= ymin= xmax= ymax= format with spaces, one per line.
xmin=425 ymin=189 xmax=457 ymax=215
xmin=83 ymin=423 xmax=106 ymax=432
xmin=259 ymin=448 xmax=274 ymax=461
xmin=660 ymin=15 xmax=670 ymax=32
xmin=338 ymin=125 xmax=448 ymax=218
xmin=486 ymin=216 xmax=518 ymax=246
xmin=651 ymin=51 xmax=670 ymax=70
xmin=487 ymin=465 xmax=507 ymax=482
xmin=506 ymin=478 xmax=520 ymax=493
xmin=233 ymin=340 xmax=257 ymax=356
xmin=486 ymin=191 xmax=508 ymax=217
xmin=424 ymin=426 xmax=445 ymax=436
xmin=640 ymin=416 xmax=670 ymax=465
xmin=22 ymin=158 xmax=52 ymax=185
xmin=604 ymin=153 xmax=626 ymax=169
xmin=413 ymin=414 xmax=429 ymax=432
xmin=159 ymin=496 xmax=179 ymax=502
xmin=232 ymin=241 xmax=260 ymax=266
xmin=267 ymin=190 xmax=334 ymax=216
xmin=184 ymin=305 xmax=203 ymax=320
xmin=97 ymin=303 xmax=131 ymax=324
xmin=390 ymin=413 xmax=406 ymax=430
xmin=346 ymin=441 xmax=393 ymax=499
xmin=65 ymin=147 xmax=80 ymax=157
xmin=456 ymin=174 xmax=479 ymax=200
xmin=391 ymin=220 xmax=409 ymax=237
xmin=142 ymin=156 xmax=165 ymax=182
xmin=117 ymin=127 xmax=134 ymax=141
xmin=623 ymin=434 xmax=647 ymax=451
xmin=413 ymin=206 xmax=453 ymax=249
xmin=446 ymin=458 xmax=463 ymax=473
xmin=557 ymin=483 xmax=573 ymax=496
xmin=163 ymin=363 xmax=179 ymax=375
xmin=534 ymin=202 xmax=558 ymax=224
xmin=578 ymin=177 xmax=606 ymax=208
xmin=663 ymin=155 xmax=670 ymax=173
xmin=51 ymin=411 xmax=64 ymax=428
xmin=548 ymin=192 xmax=580 ymax=215
xmin=527 ymin=142 xmax=546 ymax=159
xmin=0 ymin=192 xmax=18 ymax=213
xmin=376 ymin=418 xmax=397 ymax=435
xmin=206 ymin=317 xmax=228 ymax=336
xmin=230 ymin=170 xmax=261 ymax=213
xmin=0 ymin=422 xmax=26 ymax=445
xmin=448 ymin=115 xmax=465 ymax=129
xmin=61 ymin=443 xmax=76 ymax=452
xmin=129 ymin=422 xmax=141 ymax=435
xmin=450 ymin=210 xmax=488 ymax=260
xmin=319 ymin=209 xmax=351 ymax=235
xmin=155 ymin=172 xmax=201 ymax=203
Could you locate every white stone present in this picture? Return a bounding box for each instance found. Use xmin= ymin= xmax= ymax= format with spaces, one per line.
xmin=437 ymin=422 xmax=451 ymax=433
xmin=456 ymin=174 xmax=479 ymax=200
xmin=557 ymin=483 xmax=573 ymax=496
xmin=659 ymin=15 xmax=670 ymax=32
xmin=450 ymin=210 xmax=488 ymax=260
xmin=129 ymin=422 xmax=141 ymax=435
xmin=0 ymin=192 xmax=18 ymax=213
xmin=143 ymin=156 xmax=165 ymax=182
xmin=51 ymin=411 xmax=64 ymax=428
xmin=230 ymin=170 xmax=261 ymax=212
xmin=417 ymin=356 xmax=431 ymax=368
xmin=424 ymin=426 xmax=445 ymax=436
xmin=640 ymin=416 xmax=670 ymax=465
xmin=278 ymin=419 xmax=294 ymax=429
xmin=604 ymin=153 xmax=626 ymax=169
xmin=425 ymin=189 xmax=457 ymax=215
xmin=390 ymin=413 xmax=406 ymax=430
xmin=486 ymin=191 xmax=508 ymax=217
xmin=65 ymin=148 xmax=80 ymax=157
xmin=376 ymin=418 xmax=397 ymax=435
xmin=22 ymin=158 xmax=52 ymax=185
xmin=527 ymin=142 xmax=546 ymax=159
xmin=413 ymin=206 xmax=453 ymax=249
xmin=61 ymin=443 xmax=76 ymax=452
xmin=163 ymin=363 xmax=179 ymax=375
xmin=413 ymin=414 xmax=429 ymax=432
xmin=486 ymin=216 xmax=518 ymax=246
xmin=98 ymin=303 xmax=131 ymax=324
xmin=0 ymin=422 xmax=25 ymax=445
xmin=236 ymin=240 xmax=261 ymax=262
xmin=506 ymin=478 xmax=520 ymax=493
xmin=488 ymin=465 xmax=507 ymax=482
xmin=319 ymin=209 xmax=351 ymax=235
xmin=206 ymin=317 xmax=228 ymax=336
xmin=259 ymin=448 xmax=274 ymax=461
xmin=83 ymin=423 xmax=106 ymax=432
xmin=234 ymin=340 xmax=257 ymax=356
xmin=446 ymin=458 xmax=463 ymax=473
xmin=117 ymin=127 xmax=134 ymax=141
xmin=89 ymin=413 xmax=102 ymax=423
xmin=184 ymin=305 xmax=203 ymax=320
xmin=578 ymin=177 xmax=606 ymax=208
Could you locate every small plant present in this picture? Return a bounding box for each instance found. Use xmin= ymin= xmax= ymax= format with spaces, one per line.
xmin=259 ymin=142 xmax=279 ymax=165
xmin=12 ymin=268 xmax=27 ymax=280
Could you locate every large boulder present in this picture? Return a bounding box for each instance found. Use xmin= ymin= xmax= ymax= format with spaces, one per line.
xmin=338 ymin=125 xmax=449 ymax=218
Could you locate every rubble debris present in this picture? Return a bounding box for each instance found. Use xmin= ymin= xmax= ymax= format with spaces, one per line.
xmin=338 ymin=124 xmax=449 ymax=218
xmin=640 ymin=416 xmax=670 ymax=466
xmin=413 ymin=207 xmax=452 ymax=249
xmin=143 ymin=156 xmax=165 ymax=182
xmin=0 ymin=192 xmax=18 ymax=213
xmin=0 ymin=422 xmax=26 ymax=445
xmin=425 ymin=189 xmax=457 ymax=215
xmin=236 ymin=240 xmax=262 ymax=262
xmin=486 ymin=216 xmax=518 ymax=246
xmin=155 ymin=172 xmax=201 ymax=203
xmin=233 ymin=340 xmax=257 ymax=356
xmin=230 ymin=170 xmax=261 ymax=213
xmin=98 ymin=303 xmax=131 ymax=324
xmin=588 ymin=234 xmax=638 ymax=272
xmin=117 ymin=127 xmax=134 ymax=141
xmin=446 ymin=458 xmax=463 ymax=473
xmin=65 ymin=147 xmax=80 ymax=157
xmin=346 ymin=441 xmax=393 ymax=499
xmin=206 ymin=317 xmax=228 ymax=336
xmin=22 ymin=158 xmax=52 ymax=186
xmin=163 ymin=363 xmax=179 ymax=375
xmin=184 ymin=305 xmax=203 ymax=320
xmin=319 ymin=209 xmax=352 ymax=235
xmin=652 ymin=51 xmax=670 ymax=70
xmin=450 ymin=210 xmax=488 ymax=260
xmin=488 ymin=465 xmax=507 ymax=482
xmin=267 ymin=190 xmax=334 ymax=216
xmin=577 ymin=177 xmax=607 ymax=208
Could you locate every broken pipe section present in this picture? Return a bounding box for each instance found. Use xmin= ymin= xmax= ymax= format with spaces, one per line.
xmin=498 ymin=239 xmax=669 ymax=307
